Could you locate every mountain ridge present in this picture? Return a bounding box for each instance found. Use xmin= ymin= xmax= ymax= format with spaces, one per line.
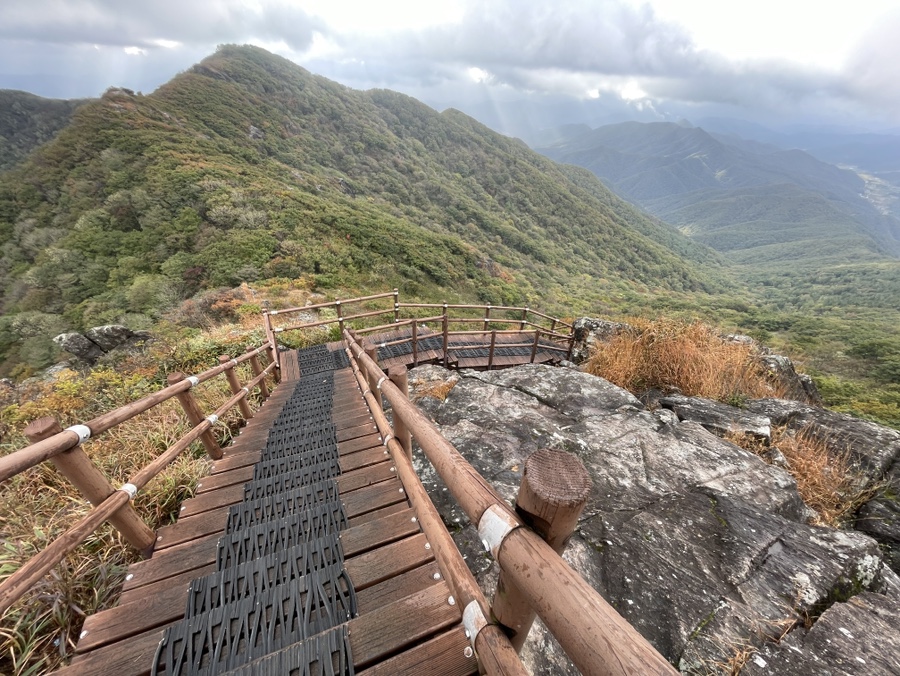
xmin=0 ymin=45 xmax=733 ymax=375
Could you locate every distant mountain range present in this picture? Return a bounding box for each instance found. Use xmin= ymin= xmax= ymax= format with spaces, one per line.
xmin=536 ymin=121 xmax=900 ymax=266
xmin=0 ymin=46 xmax=732 ymax=374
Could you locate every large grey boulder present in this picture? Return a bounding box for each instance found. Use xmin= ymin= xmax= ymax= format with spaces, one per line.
xmin=53 ymin=325 xmax=150 ymax=365
xmin=84 ymin=325 xmax=144 ymax=352
xmin=569 ymin=317 xmax=629 ymax=364
xmin=741 ymin=592 xmax=900 ymax=675
xmin=413 ymin=364 xmax=897 ymax=675
xmin=745 ymin=399 xmax=900 ymax=478
xmin=660 ymin=394 xmax=772 ymax=442
xmin=53 ymin=332 xmax=105 ymax=362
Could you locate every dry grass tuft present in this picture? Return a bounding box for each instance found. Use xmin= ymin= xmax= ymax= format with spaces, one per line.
xmin=584 ymin=318 xmax=779 ymax=403
xmin=727 ymin=427 xmax=878 ymax=527
xmin=414 ymin=380 xmax=458 ymax=401
xmin=0 ymin=342 xmax=265 ymax=673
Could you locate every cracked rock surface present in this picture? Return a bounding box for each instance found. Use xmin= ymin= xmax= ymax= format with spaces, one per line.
xmin=410 ymin=364 xmax=900 ymax=675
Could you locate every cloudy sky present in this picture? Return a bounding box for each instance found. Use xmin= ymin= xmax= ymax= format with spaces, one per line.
xmin=2 ymin=0 xmax=899 ymax=134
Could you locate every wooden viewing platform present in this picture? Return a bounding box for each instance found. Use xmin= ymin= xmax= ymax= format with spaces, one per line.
xmin=3 ymin=293 xmax=677 ymax=676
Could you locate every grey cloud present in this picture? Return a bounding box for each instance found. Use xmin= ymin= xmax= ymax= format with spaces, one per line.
xmin=845 ymin=10 xmax=900 ymax=109
xmin=0 ymin=1 xmax=323 ymax=51
xmin=323 ymin=0 xmax=894 ymax=125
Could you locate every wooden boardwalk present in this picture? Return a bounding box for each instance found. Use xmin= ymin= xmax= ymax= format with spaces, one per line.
xmin=365 ymin=327 xmax=567 ymax=371
xmin=58 ymin=344 xmax=479 ymax=675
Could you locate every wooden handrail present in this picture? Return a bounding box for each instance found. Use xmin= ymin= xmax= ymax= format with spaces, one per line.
xmin=0 ymin=346 xmax=276 ymax=614
xmin=274 ymin=307 xmax=395 ymax=334
xmin=0 ymin=343 xmax=272 ymax=484
xmin=269 ymin=290 xmax=397 ymax=317
xmin=344 ymin=351 xmax=528 ymax=676
xmin=344 ymin=330 xmax=677 ymax=676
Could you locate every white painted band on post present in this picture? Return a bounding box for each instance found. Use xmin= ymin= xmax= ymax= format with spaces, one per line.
xmin=206 ymin=414 xmax=219 ymax=425
xmin=477 ymin=504 xmax=519 ymax=558
xmin=187 ymin=376 xmax=200 ymax=387
xmin=270 ymin=310 xmax=279 ymax=315
xmin=463 ymin=600 xmax=488 ymax=647
xmin=382 ymin=434 xmax=394 ymax=446
xmin=119 ymin=483 xmax=138 ymax=499
xmin=230 ymin=359 xmax=238 ymax=367
xmin=65 ymin=424 xmax=92 ymax=446
xmin=275 ymin=328 xmax=284 ymax=333
xmin=376 ymin=377 xmax=386 ymax=390
xmin=241 ymin=387 xmax=250 ymax=394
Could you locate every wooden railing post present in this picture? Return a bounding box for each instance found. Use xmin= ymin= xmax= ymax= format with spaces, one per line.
xmin=393 ymin=288 xmax=400 ymax=323
xmin=412 ymin=321 xmax=419 ymax=367
xmin=442 ymin=303 xmax=449 ymax=367
xmin=388 ymin=366 xmax=412 ymax=461
xmin=336 ymin=299 xmax=344 ymax=335
xmin=167 ymin=372 xmax=223 ymax=460
xmin=489 ymin=329 xmax=497 ymax=370
xmin=492 ymin=448 xmax=592 ymax=651
xmin=550 ymin=318 xmax=557 ymax=334
xmin=364 ymin=342 xmax=381 ymax=408
xmin=24 ymin=417 xmax=156 ymax=556
xmin=484 ymin=304 xmax=491 ymax=331
xmin=520 ymin=307 xmax=528 ymax=330
xmin=219 ymin=355 xmax=253 ymax=420
xmin=262 ymin=310 xmax=280 ymax=380
xmin=530 ymin=329 xmax=540 ymax=363
xmin=246 ymin=347 xmax=270 ymax=400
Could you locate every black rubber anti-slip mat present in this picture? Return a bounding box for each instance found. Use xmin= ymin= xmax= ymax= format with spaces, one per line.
xmin=152 ymin=346 xmax=358 ymax=675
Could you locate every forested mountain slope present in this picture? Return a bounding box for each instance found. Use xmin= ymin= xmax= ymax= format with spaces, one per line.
xmin=0 ymin=45 xmax=733 ymax=374
xmin=0 ymin=90 xmax=88 ymax=171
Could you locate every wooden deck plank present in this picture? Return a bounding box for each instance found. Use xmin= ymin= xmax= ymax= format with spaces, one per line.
xmin=349 ymin=581 xmax=459 ymax=669
xmin=155 ymin=477 xmax=406 ymax=550
xmin=79 ymin=515 xmax=425 ymax=654
xmin=358 ymin=628 xmax=477 ymax=676
xmin=280 ymin=350 xmax=300 ymax=382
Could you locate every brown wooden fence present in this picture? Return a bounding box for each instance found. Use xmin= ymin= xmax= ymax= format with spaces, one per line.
xmin=0 ymin=343 xmax=277 ymax=615
xmin=264 ymin=290 xmax=576 ymax=369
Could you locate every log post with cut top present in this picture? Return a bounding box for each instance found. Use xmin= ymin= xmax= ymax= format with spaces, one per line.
xmin=24 ymin=417 xmax=156 ymax=556
xmin=491 ymin=448 xmax=592 ymax=651
xmin=167 ymin=372 xmax=223 ymax=460
xmin=219 ymin=355 xmax=253 ymax=420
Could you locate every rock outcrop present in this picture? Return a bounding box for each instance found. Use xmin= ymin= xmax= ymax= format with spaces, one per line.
xmin=410 ymin=363 xmax=900 ymax=675
xmin=53 ymin=325 xmax=150 ymax=364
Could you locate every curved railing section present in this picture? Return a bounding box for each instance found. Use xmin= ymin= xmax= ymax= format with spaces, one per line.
xmin=263 ymin=289 xmax=575 ymax=370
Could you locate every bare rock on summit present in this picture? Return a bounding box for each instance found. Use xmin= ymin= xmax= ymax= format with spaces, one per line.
xmin=659 ymin=393 xmax=772 ymax=442
xmin=413 ymin=363 xmax=898 ymax=675
xmin=741 ymin=592 xmax=900 ymax=676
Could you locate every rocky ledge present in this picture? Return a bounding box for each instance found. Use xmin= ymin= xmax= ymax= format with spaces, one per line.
xmin=407 ymin=364 xmax=900 ymax=675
